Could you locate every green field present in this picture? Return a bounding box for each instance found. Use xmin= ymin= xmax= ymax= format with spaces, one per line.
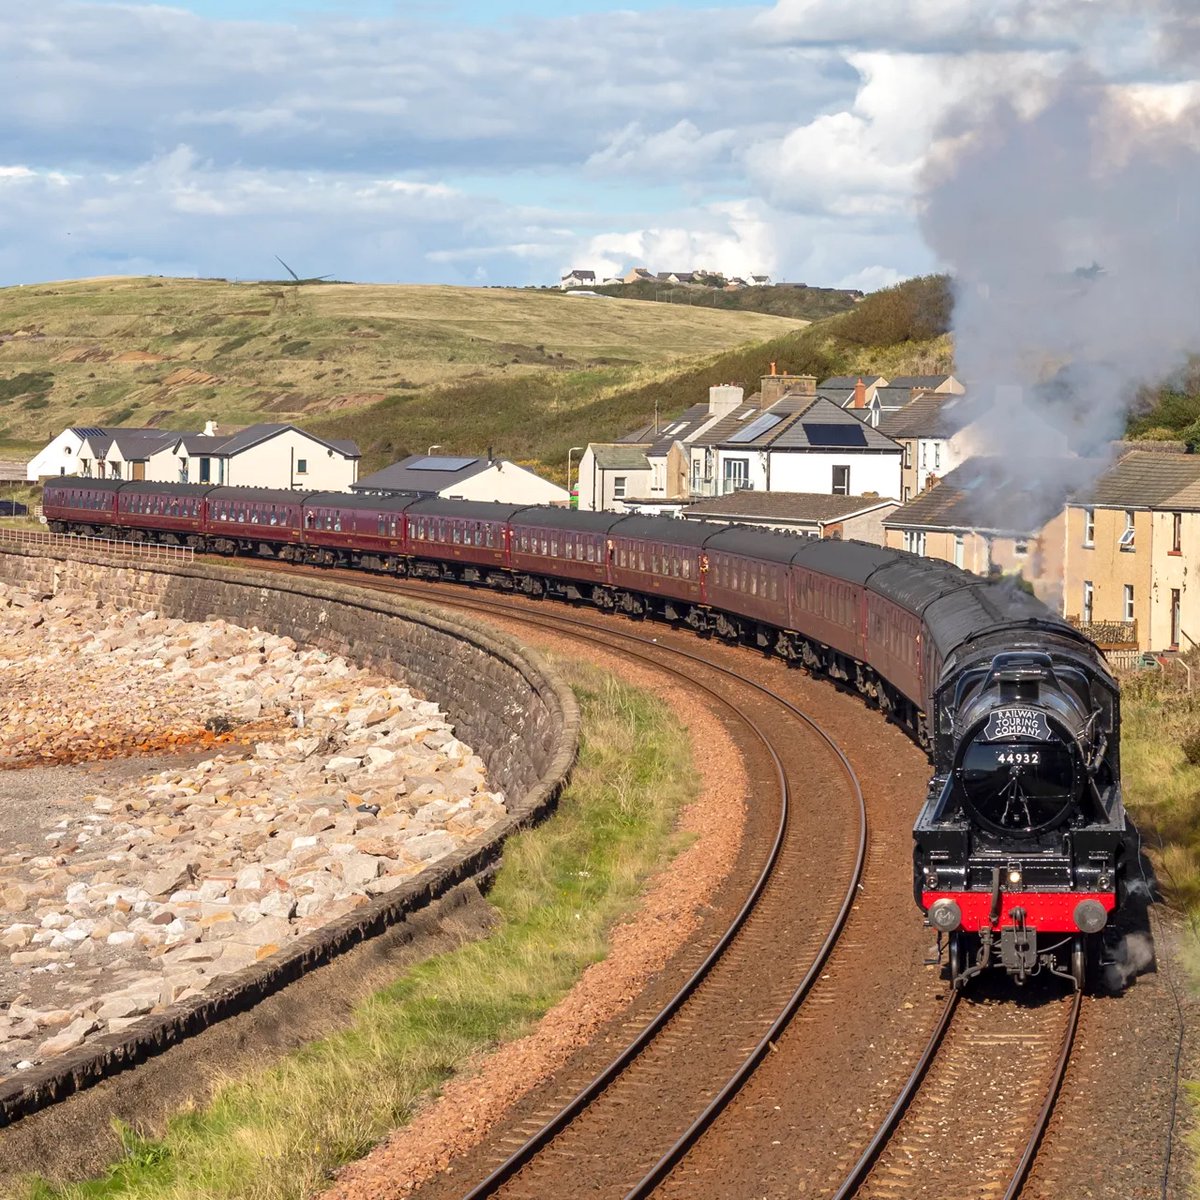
xmin=0 ymin=277 xmax=802 ymax=458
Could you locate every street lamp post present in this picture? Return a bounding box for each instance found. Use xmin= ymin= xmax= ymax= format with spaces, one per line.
xmin=567 ymin=446 xmax=584 ymax=508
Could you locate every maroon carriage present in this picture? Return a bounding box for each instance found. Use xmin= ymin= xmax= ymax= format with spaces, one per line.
xmin=300 ymin=492 xmax=413 ymax=567
xmin=42 ymin=477 xmax=124 ymax=534
xmin=205 ymin=487 xmax=307 ymax=554
xmin=405 ymin=499 xmax=523 ymax=579
xmin=699 ymin=526 xmax=794 ymax=633
xmin=116 ymin=482 xmax=212 ymax=545
xmin=508 ymin=509 xmax=621 ymax=595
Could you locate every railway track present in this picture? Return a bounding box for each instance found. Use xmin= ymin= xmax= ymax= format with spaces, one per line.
xmin=254 ymin=565 xmax=876 ymax=1198
xmin=832 ymin=984 xmax=1082 ymax=1200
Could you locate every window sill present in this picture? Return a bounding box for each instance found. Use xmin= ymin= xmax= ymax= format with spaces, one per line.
xmin=1169 ymin=550 xmax=1182 ymax=556
xmin=1082 ymin=541 xmax=1094 ymax=549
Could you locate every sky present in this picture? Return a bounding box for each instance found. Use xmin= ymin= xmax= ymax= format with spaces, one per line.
xmin=0 ymin=0 xmax=1194 ymax=289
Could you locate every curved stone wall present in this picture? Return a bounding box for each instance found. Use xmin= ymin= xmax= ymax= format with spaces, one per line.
xmin=0 ymin=546 xmax=579 ymax=1128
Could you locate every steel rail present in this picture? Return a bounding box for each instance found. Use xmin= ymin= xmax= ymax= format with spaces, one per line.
xmin=334 ymin=576 xmax=869 ymax=1200
xmin=829 ymin=986 xmax=1081 ymax=1200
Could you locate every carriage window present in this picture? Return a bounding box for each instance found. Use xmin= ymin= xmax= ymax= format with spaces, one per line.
xmin=378 ymin=517 xmax=386 ymax=535
xmin=682 ymin=558 xmax=691 ymax=580
xmin=452 ymin=524 xmax=461 ymax=543
xmin=334 ymin=513 xmax=342 ymax=532
xmin=550 ymin=537 xmax=558 ymax=556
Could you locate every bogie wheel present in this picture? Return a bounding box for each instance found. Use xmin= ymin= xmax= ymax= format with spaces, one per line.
xmin=1071 ymin=936 xmax=1086 ymax=990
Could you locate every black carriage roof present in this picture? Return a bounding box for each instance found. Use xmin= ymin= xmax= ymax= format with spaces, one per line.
xmin=702 ymin=524 xmax=810 ymax=564
xmin=612 ymin=515 xmax=714 ymax=547
xmin=510 ymin=507 xmax=626 ymax=533
xmin=48 ymin=476 xmax=126 ymax=491
xmin=303 ymin=491 xmax=416 ymax=512
xmin=791 ymin=538 xmax=904 ymax=583
xmin=206 ymin=487 xmax=310 ymax=504
xmin=409 ymin=498 xmax=528 ymax=521
xmin=923 ymin=580 xmax=1080 ymax=661
xmin=116 ymin=481 xmax=217 ymax=497
xmin=865 ymin=554 xmax=975 ymax=613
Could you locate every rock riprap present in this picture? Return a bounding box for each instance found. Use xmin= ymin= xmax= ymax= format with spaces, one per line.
xmin=0 ymin=581 xmax=506 ymax=1080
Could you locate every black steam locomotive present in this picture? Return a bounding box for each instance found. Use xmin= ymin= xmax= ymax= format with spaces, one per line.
xmin=42 ymin=477 xmax=1129 ymax=988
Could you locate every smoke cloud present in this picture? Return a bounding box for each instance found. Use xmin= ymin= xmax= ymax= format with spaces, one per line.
xmin=919 ymin=37 xmax=1200 ymax=524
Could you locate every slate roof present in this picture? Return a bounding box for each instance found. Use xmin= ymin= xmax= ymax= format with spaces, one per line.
xmin=884 ymin=457 xmax=1100 ymax=534
xmin=1081 ymin=449 xmax=1200 ymax=509
xmin=818 ymin=375 xmax=886 ymax=391
xmin=816 ymin=387 xmax=855 ymax=408
xmin=647 ymin=403 xmax=718 ymax=453
xmin=872 ymin=386 xmax=923 ymax=412
xmin=887 ymin=375 xmax=957 ymax=390
xmin=173 ymin=423 xmax=360 ymax=459
xmin=588 ymin=445 xmax=652 ymax=471
xmin=564 ymin=269 xmax=595 ymax=279
xmin=877 ymin=392 xmax=973 ymax=440
xmin=352 ymin=454 xmax=493 ymax=495
xmin=766 ymin=396 xmax=901 ymax=452
xmin=689 ymin=403 xmax=770 ymax=447
xmin=682 ymin=491 xmax=895 ymax=524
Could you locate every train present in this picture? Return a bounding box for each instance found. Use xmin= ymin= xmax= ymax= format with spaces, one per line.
xmin=41 ymin=476 xmax=1130 ymax=988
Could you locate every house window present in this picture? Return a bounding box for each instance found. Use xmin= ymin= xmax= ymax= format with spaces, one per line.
xmin=920 ymin=442 xmax=927 ymax=469
xmin=722 ymin=458 xmax=749 ymax=493
xmin=296 ymin=458 xmax=308 ymax=475
xmin=1119 ymin=510 xmax=1135 ymax=551
xmin=902 ymin=486 xmax=911 ymax=502
xmin=903 ymin=442 xmax=912 ymax=469
xmin=613 ymin=475 xmax=627 ymax=499
xmin=1013 ymin=540 xmax=1028 ymax=556
xmin=1082 ymin=580 xmax=1093 ymax=623
xmin=199 ymin=457 xmax=211 ymax=484
xmin=1124 ymin=583 xmax=1135 ymax=622
xmin=1173 ymin=512 xmax=1182 ymax=553
xmin=933 ymin=442 xmax=941 ymax=469
xmin=904 ymin=530 xmax=926 ymax=555
xmin=953 ymin=535 xmax=964 ymax=568
xmin=832 ymin=465 xmax=850 ymax=495
xmin=1083 ymin=507 xmax=1094 ymax=547
xmin=1172 ymin=588 xmax=1182 ymax=648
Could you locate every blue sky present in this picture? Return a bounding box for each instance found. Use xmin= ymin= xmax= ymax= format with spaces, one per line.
xmin=0 ymin=1 xmax=1191 ymax=289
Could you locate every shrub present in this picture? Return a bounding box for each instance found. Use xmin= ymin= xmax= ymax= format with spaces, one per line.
xmin=1181 ymin=730 xmax=1200 ymax=766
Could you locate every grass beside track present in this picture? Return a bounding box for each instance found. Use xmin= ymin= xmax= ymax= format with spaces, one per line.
xmin=1116 ymin=665 xmax=1200 ymax=1186
xmin=19 ymin=661 xmax=697 ymax=1200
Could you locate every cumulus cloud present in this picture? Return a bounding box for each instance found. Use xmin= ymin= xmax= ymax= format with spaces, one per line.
xmin=1 ymin=0 xmax=1195 ymax=289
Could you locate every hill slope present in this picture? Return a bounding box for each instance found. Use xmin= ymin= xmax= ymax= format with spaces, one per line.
xmin=310 ymin=275 xmax=956 ymax=480
xmin=0 ymin=277 xmax=802 ymax=452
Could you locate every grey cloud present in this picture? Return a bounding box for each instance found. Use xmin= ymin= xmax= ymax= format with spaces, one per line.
xmin=0 ymin=3 xmax=848 ymax=177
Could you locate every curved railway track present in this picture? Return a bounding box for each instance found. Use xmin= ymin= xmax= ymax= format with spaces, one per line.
xmin=252 ymin=563 xmax=877 ymax=1198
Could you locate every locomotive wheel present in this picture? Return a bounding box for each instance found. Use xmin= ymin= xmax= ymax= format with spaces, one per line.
xmin=948 ymin=931 xmax=965 ymax=985
xmin=1071 ymin=936 xmax=1086 ymax=989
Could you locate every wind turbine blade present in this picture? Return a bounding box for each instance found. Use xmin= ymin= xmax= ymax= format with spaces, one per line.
xmin=275 ymin=255 xmax=301 ymax=283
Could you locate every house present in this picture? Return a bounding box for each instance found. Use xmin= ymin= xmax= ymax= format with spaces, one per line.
xmin=559 ymin=269 xmax=596 ymax=289
xmin=877 ymin=391 xmax=975 ymax=501
xmin=1062 ymin=448 xmax=1200 ymax=655
xmin=887 ymin=374 xmax=965 ymax=395
xmin=848 ymin=376 xmax=965 ymax=430
xmin=148 ymin=424 xmax=360 ymax=490
xmin=623 ymin=267 xmax=655 ymax=284
xmin=352 ymin=453 xmax=567 ymax=505
xmin=750 ymin=274 xmax=771 ymax=286
xmin=882 ymin=457 xmax=1089 ymax=606
xmin=681 ymin=491 xmax=898 ymax=542
xmin=27 ymin=426 xmax=184 ymax=481
xmin=665 ymin=271 xmax=695 ymax=284
xmin=574 ymin=445 xmax=652 ymax=511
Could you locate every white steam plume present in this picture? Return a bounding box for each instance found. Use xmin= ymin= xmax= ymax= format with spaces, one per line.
xmin=919 ymin=58 xmax=1200 ymax=525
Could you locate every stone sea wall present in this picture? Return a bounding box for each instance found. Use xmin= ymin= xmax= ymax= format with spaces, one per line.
xmin=0 ymin=546 xmax=579 ymax=1127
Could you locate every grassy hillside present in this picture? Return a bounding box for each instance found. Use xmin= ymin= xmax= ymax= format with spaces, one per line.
xmin=586 ymin=280 xmax=862 ymax=321
xmin=311 ymin=275 xmax=956 ymax=480
xmin=0 ymin=277 xmax=801 ymax=454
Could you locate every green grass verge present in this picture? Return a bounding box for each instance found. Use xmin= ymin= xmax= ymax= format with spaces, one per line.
xmin=17 ymin=661 xmax=696 ymax=1200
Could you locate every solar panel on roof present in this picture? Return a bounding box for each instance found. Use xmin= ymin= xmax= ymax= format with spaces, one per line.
xmin=73 ymin=427 xmax=106 ymax=437
xmin=801 ymin=422 xmax=867 ymax=447
xmin=727 ymin=413 xmax=784 ymax=443
xmin=406 ymin=456 xmax=480 ymax=471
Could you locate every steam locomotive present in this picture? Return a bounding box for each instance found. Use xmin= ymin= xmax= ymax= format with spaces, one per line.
xmin=41 ymin=477 xmax=1129 ymax=988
